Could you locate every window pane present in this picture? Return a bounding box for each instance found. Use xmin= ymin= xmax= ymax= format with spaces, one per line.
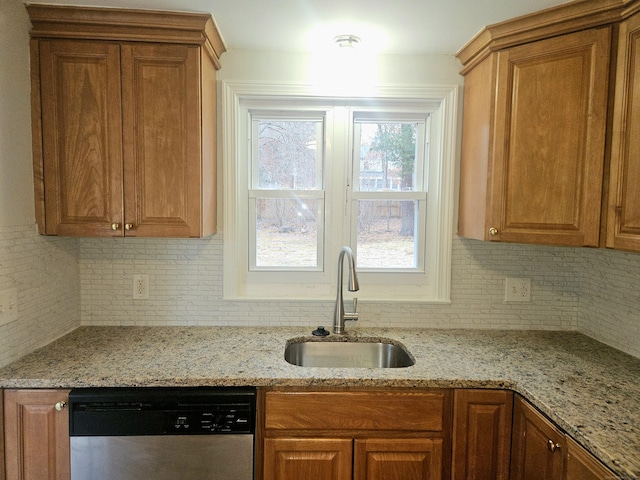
xmin=255 ymin=198 xmax=319 ymax=267
xmin=257 ymin=120 xmax=321 ymax=190
xmin=357 ymin=200 xmax=418 ymax=269
xmin=357 ymin=122 xmax=418 ymax=192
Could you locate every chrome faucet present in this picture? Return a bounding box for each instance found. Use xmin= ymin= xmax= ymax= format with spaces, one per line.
xmin=333 ymin=246 xmax=359 ymax=334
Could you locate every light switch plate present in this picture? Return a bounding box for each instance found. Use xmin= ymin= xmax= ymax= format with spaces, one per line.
xmin=0 ymin=287 xmax=18 ymax=326
xmin=505 ymin=277 xmax=531 ymax=302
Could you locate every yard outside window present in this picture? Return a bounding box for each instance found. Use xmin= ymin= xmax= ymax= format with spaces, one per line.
xmin=222 ymin=83 xmax=457 ymax=302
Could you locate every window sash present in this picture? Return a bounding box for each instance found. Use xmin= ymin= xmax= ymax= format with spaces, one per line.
xmin=250 ymin=112 xmax=325 ymax=191
xmin=248 ymin=190 xmax=325 ymax=272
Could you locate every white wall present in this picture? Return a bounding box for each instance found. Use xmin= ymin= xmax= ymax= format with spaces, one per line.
xmin=0 ymin=0 xmax=35 ymax=226
xmin=217 ymin=49 xmax=464 ymax=86
xmin=0 ymin=0 xmax=80 ymax=368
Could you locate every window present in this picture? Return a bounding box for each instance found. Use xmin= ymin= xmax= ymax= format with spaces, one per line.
xmin=222 ymin=84 xmax=458 ymax=302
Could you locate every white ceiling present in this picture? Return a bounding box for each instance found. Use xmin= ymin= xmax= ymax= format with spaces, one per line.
xmin=25 ymin=0 xmax=572 ymax=54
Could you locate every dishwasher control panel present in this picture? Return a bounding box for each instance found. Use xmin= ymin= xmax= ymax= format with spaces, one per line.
xmin=170 ymin=408 xmax=251 ymax=433
xmin=69 ymin=387 xmax=256 ymax=436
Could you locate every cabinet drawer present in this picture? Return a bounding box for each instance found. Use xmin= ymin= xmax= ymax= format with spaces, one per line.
xmin=265 ymin=389 xmax=449 ymax=432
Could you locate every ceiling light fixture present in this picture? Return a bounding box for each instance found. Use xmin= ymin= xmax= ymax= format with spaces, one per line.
xmin=333 ymin=34 xmax=361 ymax=49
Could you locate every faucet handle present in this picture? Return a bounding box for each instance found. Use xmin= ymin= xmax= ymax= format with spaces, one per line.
xmin=344 ymin=297 xmax=359 ymax=323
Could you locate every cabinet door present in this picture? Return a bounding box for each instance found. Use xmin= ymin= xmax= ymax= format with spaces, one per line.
xmin=565 ymin=436 xmax=616 ymax=480
xmin=263 ymin=437 xmax=352 ymax=480
xmin=490 ymin=27 xmax=610 ymax=246
xmin=39 ymin=40 xmax=124 ymax=236
xmin=354 ymin=438 xmax=443 ymax=480
xmin=121 ymin=43 xmax=203 ymax=238
xmin=452 ymin=389 xmax=512 ymax=480
xmin=4 ymin=389 xmax=70 ymax=480
xmin=511 ymin=396 xmax=565 ymax=480
xmin=607 ymin=12 xmax=640 ymax=251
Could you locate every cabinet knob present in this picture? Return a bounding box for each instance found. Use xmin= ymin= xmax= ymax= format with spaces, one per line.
xmin=54 ymin=401 xmax=66 ymax=412
xmin=489 ymin=227 xmax=499 ymax=236
xmin=547 ymin=439 xmax=561 ymax=453
xmin=111 ymin=223 xmax=121 ymax=231
xmin=125 ymin=223 xmax=134 ymax=231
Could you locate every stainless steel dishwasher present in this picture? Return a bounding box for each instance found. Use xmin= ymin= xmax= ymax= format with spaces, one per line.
xmin=69 ymin=387 xmax=256 ymax=480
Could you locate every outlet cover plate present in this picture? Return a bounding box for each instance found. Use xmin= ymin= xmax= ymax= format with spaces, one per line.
xmin=133 ymin=275 xmax=149 ymax=299
xmin=505 ymin=277 xmax=531 ymax=302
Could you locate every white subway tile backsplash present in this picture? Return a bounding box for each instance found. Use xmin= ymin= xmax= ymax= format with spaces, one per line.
xmin=2 ymin=224 xmax=639 ymax=366
xmin=78 ymin=236 xmax=581 ymax=332
xmin=0 ymin=224 xmax=80 ymax=367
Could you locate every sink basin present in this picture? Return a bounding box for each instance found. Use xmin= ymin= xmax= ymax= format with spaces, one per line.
xmin=284 ymin=339 xmax=415 ymax=368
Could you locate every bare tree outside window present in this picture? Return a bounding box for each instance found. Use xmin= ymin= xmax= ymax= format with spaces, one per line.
xmin=257 ymin=121 xmax=318 ymax=190
xmin=253 ymin=120 xmax=322 ymax=268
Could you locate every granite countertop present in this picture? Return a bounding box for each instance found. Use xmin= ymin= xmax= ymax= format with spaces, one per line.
xmin=0 ymin=326 xmax=638 ymax=478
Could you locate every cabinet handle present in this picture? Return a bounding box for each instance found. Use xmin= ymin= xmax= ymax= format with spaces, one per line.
xmin=125 ymin=223 xmax=134 ymax=231
xmin=111 ymin=223 xmax=121 ymax=231
xmin=547 ymin=439 xmax=561 ymax=453
xmin=55 ymin=401 xmax=66 ymax=412
xmin=489 ymin=227 xmax=499 ymax=236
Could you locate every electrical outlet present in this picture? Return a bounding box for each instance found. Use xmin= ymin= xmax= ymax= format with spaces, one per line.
xmin=133 ymin=275 xmax=149 ymax=299
xmin=0 ymin=288 xmax=18 ymax=326
xmin=505 ymin=277 xmax=531 ymax=302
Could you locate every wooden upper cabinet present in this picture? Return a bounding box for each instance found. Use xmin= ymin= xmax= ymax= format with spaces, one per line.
xmin=607 ymin=11 xmax=640 ymax=251
xmin=27 ymin=5 xmax=224 ymax=238
xmin=121 ymin=43 xmax=203 ymax=237
xmin=38 ymin=40 xmax=123 ymax=237
xmin=458 ymin=26 xmax=611 ymax=246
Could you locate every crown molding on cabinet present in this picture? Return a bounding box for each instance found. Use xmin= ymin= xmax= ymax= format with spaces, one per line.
xmin=456 ymin=0 xmax=639 ymax=72
xmin=25 ymin=4 xmax=226 ymax=68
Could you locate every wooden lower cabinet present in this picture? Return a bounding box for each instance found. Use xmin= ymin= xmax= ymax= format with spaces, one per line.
xmin=264 ymin=436 xmax=442 ymax=480
xmin=452 ymin=389 xmax=513 ymax=480
xmin=263 ymin=437 xmax=353 ymax=480
xmin=510 ymin=395 xmax=616 ymax=480
xmin=260 ymin=388 xmax=451 ymax=480
xmin=263 ymin=436 xmax=443 ymax=480
xmin=354 ymin=437 xmax=443 ymax=480
xmin=1 ymin=390 xmax=5 ymax=480
xmin=3 ymin=389 xmax=70 ymax=480
xmin=0 ymin=387 xmax=618 ymax=480
xmin=565 ymin=436 xmax=616 ymax=480
xmin=511 ymin=395 xmax=565 ymax=480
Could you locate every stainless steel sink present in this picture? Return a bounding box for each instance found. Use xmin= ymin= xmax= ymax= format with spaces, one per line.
xmin=284 ymin=339 xmax=415 ymax=368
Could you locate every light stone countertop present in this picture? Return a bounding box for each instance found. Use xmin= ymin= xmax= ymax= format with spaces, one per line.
xmin=0 ymin=326 xmax=638 ymax=478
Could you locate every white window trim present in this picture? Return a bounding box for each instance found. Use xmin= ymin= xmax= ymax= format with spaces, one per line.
xmin=221 ymin=82 xmax=458 ymax=303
